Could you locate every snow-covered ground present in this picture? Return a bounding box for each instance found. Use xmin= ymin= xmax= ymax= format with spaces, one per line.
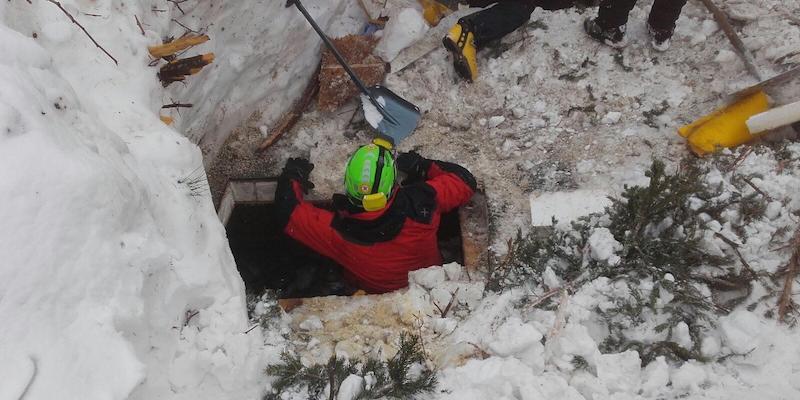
xmin=0 ymin=1 xmax=267 ymax=399
xmin=2 ymin=0 xmax=800 ymax=399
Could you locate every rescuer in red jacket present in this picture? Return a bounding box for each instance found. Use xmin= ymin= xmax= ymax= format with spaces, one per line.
xmin=274 ymin=140 xmax=477 ymax=293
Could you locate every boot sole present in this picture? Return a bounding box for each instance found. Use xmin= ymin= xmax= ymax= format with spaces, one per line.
xmin=443 ymin=37 xmax=474 ymax=83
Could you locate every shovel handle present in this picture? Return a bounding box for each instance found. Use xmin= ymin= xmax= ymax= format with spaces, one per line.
xmin=287 ymin=0 xmax=372 ymax=96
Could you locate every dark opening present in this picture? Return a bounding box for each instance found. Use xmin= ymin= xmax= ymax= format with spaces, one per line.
xmin=225 ymin=203 xmax=465 ymax=298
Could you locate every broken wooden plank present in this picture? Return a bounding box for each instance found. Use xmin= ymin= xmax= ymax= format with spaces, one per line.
xmin=698 ymin=0 xmax=762 ymax=81
xmin=158 ymin=53 xmax=214 ymax=86
xmin=460 ymin=189 xmax=490 ymax=275
xmin=148 ymin=34 xmax=209 ymax=58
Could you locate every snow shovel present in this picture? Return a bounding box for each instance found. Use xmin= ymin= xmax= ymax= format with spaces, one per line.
xmin=286 ymin=0 xmax=421 ymax=145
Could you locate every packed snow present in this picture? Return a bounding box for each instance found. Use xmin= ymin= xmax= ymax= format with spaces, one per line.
xmin=3 ymin=0 xmax=800 ymax=399
xmin=0 ymin=1 xmax=268 ymax=399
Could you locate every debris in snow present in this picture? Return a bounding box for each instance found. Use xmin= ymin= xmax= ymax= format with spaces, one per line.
xmin=361 ymin=94 xmax=386 ymax=128
xmin=375 ymin=8 xmax=429 ymax=62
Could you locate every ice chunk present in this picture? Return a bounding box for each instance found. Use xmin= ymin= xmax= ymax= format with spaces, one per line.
xmin=337 ymin=374 xmax=365 ymax=400
xmin=486 ymin=316 xmax=543 ymax=357
xmin=588 ymin=227 xmax=622 ymax=265
xmin=596 ymin=350 xmax=641 ymax=393
xmin=443 ymin=262 xmax=463 ymax=281
xmin=299 ymin=316 xmax=323 ymax=331
xmin=375 ymin=8 xmax=429 ymax=62
xmin=641 ymin=356 xmax=669 ymax=396
xmin=488 ymin=115 xmax=506 ymax=128
xmin=601 ymin=111 xmax=622 ymax=125
xmin=671 ymin=362 xmax=707 ymax=391
xmin=409 ymin=266 xmax=446 ymax=289
xmin=720 ymin=310 xmax=763 ymax=353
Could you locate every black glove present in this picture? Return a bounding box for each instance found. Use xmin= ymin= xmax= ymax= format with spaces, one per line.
xmin=396 ymin=151 xmax=431 ymax=181
xmin=281 ymin=157 xmax=315 ymax=193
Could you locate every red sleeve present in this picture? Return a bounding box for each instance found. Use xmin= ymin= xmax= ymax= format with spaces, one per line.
xmin=426 ymin=163 xmax=475 ymax=213
xmin=283 ymin=182 xmax=341 ymax=260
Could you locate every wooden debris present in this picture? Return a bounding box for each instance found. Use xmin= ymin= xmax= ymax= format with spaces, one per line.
xmin=318 ymin=35 xmax=387 ymax=112
xmin=161 ymin=102 xmax=193 ymax=109
xmin=257 ymin=65 xmax=321 ymax=152
xmin=777 ymin=228 xmax=800 ymax=323
xmin=148 ymin=34 xmax=209 ymax=58
xmin=160 ymin=115 xmax=174 ymax=125
xmin=158 ymin=53 xmax=215 ymax=86
xmin=698 ymin=0 xmax=762 ymax=80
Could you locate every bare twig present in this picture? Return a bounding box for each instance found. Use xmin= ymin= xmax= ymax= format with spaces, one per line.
xmin=42 ymin=0 xmax=118 ymax=65
xmin=171 ymin=18 xmax=200 ymax=34
xmin=547 ymin=288 xmax=570 ymax=339
xmin=440 ymin=288 xmax=461 ymax=318
xmin=18 ymin=356 xmax=38 ymax=400
xmin=697 ymin=0 xmax=762 ymax=80
xmin=412 ymin=313 xmax=428 ymax=359
xmin=135 ymin=15 xmax=145 ymax=36
xmin=243 ymin=324 xmax=260 ymax=334
xmin=162 ymin=102 xmax=193 ymax=109
xmin=168 ymin=0 xmax=188 ymax=15
xmin=739 ymin=176 xmax=774 ymax=202
xmin=184 ymin=310 xmax=199 ymax=326
xmin=777 ymin=228 xmax=800 ymax=323
xmin=714 ymin=232 xmax=756 ymax=275
xmin=81 ymin=12 xmax=102 ymax=17
xmin=728 ymin=146 xmax=753 ymax=172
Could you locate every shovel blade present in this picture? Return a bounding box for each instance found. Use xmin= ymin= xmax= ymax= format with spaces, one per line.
xmin=366 ymin=86 xmax=421 ymax=144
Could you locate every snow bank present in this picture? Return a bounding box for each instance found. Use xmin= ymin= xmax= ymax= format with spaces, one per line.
xmin=0 ymin=1 xmax=262 ymax=399
xmin=164 ymin=0 xmax=364 ymax=161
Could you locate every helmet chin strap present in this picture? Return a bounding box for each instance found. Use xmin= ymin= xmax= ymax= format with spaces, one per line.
xmin=370 ymin=145 xmax=385 ymax=195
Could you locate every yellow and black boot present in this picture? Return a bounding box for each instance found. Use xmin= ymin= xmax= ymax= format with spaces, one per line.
xmin=442 ymin=21 xmax=478 ymax=83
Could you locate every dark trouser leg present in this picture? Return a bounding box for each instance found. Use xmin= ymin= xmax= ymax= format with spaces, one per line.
xmin=536 ymin=0 xmax=577 ymax=11
xmin=647 ymin=0 xmax=687 ymax=31
xmin=595 ymin=0 xmax=638 ymax=29
xmin=459 ymin=1 xmax=538 ymax=48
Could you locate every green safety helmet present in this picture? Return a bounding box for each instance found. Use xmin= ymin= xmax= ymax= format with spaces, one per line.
xmin=344 ymin=139 xmax=396 ymax=211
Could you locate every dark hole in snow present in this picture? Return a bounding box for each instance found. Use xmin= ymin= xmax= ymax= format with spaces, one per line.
xmin=221 ymin=179 xmax=465 ymax=299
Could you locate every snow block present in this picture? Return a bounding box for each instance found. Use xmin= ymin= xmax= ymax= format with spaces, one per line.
xmin=595 ymin=351 xmax=642 ymax=393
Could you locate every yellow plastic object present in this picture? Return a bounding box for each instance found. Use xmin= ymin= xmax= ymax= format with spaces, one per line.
xmin=678 ymin=91 xmax=770 ymax=156
xmin=362 ymin=192 xmax=388 ymax=212
xmin=418 ymin=0 xmax=452 ymax=26
xmin=372 ymin=137 xmax=393 ymax=150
